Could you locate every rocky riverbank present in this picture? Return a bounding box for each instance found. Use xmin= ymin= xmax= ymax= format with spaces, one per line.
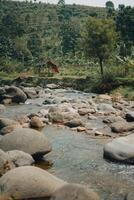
xmin=0 ymin=83 xmax=134 ymax=199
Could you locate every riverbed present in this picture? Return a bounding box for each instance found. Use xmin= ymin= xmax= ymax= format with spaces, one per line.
xmin=3 ymin=89 xmax=134 ymax=200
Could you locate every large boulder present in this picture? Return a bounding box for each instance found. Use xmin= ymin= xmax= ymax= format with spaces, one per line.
xmin=110 ymin=121 xmax=134 ymax=133
xmin=7 ymin=150 xmax=34 ymax=167
xmin=104 ymin=134 xmax=134 ymax=164
xmin=51 ymin=184 xmax=100 ymax=200
xmin=0 ymin=118 xmax=20 ymax=130
xmin=0 ymin=128 xmax=52 ymax=160
xmin=5 ymin=86 xmax=27 ymax=103
xmin=0 ymin=166 xmax=66 ymax=199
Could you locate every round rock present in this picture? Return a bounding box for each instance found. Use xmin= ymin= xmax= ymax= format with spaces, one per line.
xmin=0 ymin=166 xmax=66 ymax=199
xmin=7 ymin=150 xmax=34 ymax=167
xmin=0 ymin=128 xmax=52 ymax=160
xmin=104 ymin=133 xmax=134 ymax=164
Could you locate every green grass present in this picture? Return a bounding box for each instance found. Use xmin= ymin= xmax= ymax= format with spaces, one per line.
xmin=110 ymin=86 xmax=134 ymax=101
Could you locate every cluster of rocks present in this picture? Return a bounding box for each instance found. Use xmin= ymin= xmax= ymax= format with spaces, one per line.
xmin=0 ymin=85 xmax=41 ymax=104
xmin=0 ymin=166 xmax=99 ymax=200
xmin=0 ymin=85 xmax=101 ymax=199
xmin=1 ymin=83 xmax=134 ymax=199
xmin=0 ymin=129 xmax=99 ymax=200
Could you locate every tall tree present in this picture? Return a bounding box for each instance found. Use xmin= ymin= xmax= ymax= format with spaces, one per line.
xmin=83 ymin=17 xmax=117 ymax=77
xmin=105 ymin=1 xmax=115 ymax=18
xmin=105 ymin=1 xmax=114 ymax=9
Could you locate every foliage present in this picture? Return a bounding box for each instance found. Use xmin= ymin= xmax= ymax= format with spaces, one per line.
xmin=83 ymin=17 xmax=117 ymax=76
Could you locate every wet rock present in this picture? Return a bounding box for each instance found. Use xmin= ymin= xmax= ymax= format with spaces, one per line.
xmin=95 ymin=131 xmax=104 ymax=136
xmin=77 ymin=126 xmax=86 ymax=132
xmin=5 ymin=86 xmax=27 ymax=103
xmin=126 ymin=112 xmax=134 ymax=122
xmin=65 ymin=119 xmax=83 ymax=128
xmin=104 ymin=133 xmax=134 ymax=164
xmin=78 ymin=108 xmax=95 ymax=116
xmin=30 ymin=116 xmax=44 ymax=129
xmin=21 ymin=87 xmax=39 ymax=99
xmin=0 ymin=118 xmax=20 ymax=130
xmin=51 ymin=184 xmax=100 ymax=200
xmin=0 ymin=128 xmax=52 ymax=160
xmin=7 ymin=150 xmax=34 ymax=167
xmin=103 ymin=116 xmax=125 ymax=124
xmin=110 ymin=121 xmax=134 ymax=133
xmin=0 ymin=166 xmax=66 ymax=199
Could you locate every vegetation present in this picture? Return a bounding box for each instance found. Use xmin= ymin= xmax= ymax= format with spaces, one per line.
xmin=0 ymin=0 xmax=133 ymax=97
xmin=83 ymin=17 xmax=117 ymax=77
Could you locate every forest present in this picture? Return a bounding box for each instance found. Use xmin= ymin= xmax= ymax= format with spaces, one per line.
xmin=0 ymin=0 xmax=134 ymax=97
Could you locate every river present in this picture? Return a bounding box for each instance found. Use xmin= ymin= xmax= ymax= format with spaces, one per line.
xmin=3 ymin=89 xmax=134 ymax=200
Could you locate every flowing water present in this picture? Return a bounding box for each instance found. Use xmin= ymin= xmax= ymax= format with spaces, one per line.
xmin=3 ymin=89 xmax=134 ymax=200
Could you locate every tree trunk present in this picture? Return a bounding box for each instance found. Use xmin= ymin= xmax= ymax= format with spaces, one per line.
xmin=99 ymin=58 xmax=104 ymax=78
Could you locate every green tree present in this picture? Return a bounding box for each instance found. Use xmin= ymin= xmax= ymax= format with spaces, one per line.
xmin=105 ymin=1 xmax=115 ymax=18
xmin=57 ymin=0 xmax=65 ymax=6
xmin=83 ymin=17 xmax=117 ymax=77
xmin=105 ymin=1 xmax=114 ymax=9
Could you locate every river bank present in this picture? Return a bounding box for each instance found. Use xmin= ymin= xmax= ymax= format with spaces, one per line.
xmin=0 ymin=75 xmax=134 ymax=96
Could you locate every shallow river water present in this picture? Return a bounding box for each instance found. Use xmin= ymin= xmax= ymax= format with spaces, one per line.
xmin=3 ymin=90 xmax=134 ymax=200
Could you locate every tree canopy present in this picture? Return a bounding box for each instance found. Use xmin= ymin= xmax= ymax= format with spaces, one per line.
xmin=83 ymin=17 xmax=117 ymax=76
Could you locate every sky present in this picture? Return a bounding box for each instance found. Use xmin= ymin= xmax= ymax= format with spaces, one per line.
xmin=42 ymin=0 xmax=134 ymax=7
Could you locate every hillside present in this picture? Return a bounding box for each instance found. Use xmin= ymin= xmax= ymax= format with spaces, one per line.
xmin=0 ymin=0 xmax=107 ymax=72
